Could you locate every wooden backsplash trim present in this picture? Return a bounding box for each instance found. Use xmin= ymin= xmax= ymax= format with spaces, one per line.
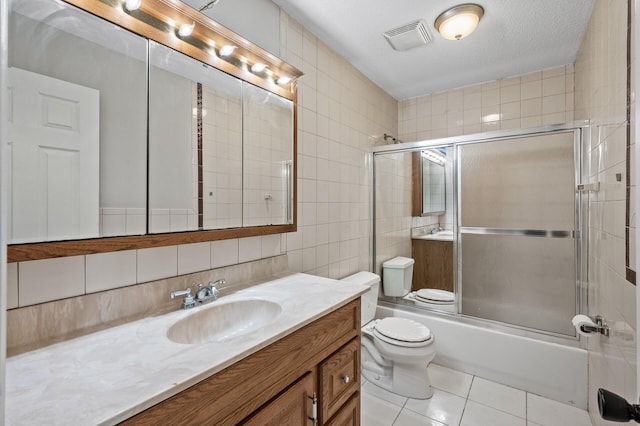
xmin=8 ymin=224 xmax=294 ymax=262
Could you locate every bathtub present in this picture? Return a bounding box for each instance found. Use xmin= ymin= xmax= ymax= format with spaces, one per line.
xmin=376 ymin=302 xmax=588 ymax=409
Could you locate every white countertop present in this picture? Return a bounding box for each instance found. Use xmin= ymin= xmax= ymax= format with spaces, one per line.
xmin=6 ymin=273 xmax=368 ymax=426
xmin=412 ymin=231 xmax=454 ymax=241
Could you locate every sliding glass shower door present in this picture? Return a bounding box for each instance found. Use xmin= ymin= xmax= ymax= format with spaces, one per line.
xmin=458 ymin=131 xmax=579 ymax=336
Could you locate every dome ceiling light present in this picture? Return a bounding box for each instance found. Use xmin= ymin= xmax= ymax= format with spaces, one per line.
xmin=435 ymin=3 xmax=484 ymax=41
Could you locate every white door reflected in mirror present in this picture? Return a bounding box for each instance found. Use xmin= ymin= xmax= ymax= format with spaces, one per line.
xmin=7 ymin=67 xmax=99 ymax=243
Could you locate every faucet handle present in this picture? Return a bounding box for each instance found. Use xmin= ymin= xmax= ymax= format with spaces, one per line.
xmin=209 ymin=279 xmax=226 ymax=288
xmin=170 ymin=287 xmax=192 ymax=299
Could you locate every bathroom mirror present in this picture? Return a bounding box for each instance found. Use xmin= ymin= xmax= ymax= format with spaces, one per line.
xmin=148 ymin=41 xmax=244 ymax=233
xmin=6 ymin=0 xmax=301 ymax=261
xmin=7 ymin=0 xmax=148 ymax=243
xmin=412 ymin=149 xmax=446 ymax=216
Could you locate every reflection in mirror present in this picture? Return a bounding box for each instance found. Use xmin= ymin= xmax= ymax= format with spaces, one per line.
xmin=377 ymin=146 xmax=455 ymax=314
xmin=242 ymin=84 xmax=294 ymax=226
xmin=420 ymin=149 xmax=446 ymax=215
xmin=7 ymin=0 xmax=147 ymax=243
xmin=148 ymin=41 xmax=243 ymax=232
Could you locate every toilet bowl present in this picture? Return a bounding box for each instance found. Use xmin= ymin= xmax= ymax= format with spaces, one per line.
xmin=342 ymin=267 xmax=435 ymax=399
xmin=404 ymin=288 xmax=456 ymax=312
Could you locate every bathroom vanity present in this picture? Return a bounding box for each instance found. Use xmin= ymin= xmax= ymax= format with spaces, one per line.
xmin=411 ymin=234 xmax=453 ymax=292
xmin=6 ymin=274 xmax=367 ymax=425
xmin=124 ymin=300 xmax=361 ymax=425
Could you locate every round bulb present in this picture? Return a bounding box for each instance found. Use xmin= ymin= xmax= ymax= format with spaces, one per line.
xmin=277 ymin=76 xmax=291 ymax=85
xmin=435 ymin=4 xmax=484 ymax=41
xmin=251 ymin=63 xmax=267 ymax=73
xmin=124 ymin=0 xmax=141 ymax=11
xmin=178 ymin=22 xmax=195 ymax=37
xmin=219 ymin=45 xmax=237 ymax=56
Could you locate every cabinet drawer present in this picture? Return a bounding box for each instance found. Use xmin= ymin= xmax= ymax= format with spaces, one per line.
xmin=324 ymin=392 xmax=359 ymax=426
xmin=241 ymin=372 xmax=315 ymax=426
xmin=318 ymin=338 xmax=360 ymax=423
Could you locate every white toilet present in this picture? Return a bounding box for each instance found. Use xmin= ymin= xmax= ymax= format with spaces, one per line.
xmin=342 ymin=265 xmax=436 ymax=399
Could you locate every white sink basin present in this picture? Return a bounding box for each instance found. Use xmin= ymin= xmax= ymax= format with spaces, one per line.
xmin=166 ymin=299 xmax=282 ymax=344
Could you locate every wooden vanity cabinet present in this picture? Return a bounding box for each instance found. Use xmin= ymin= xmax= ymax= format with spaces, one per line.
xmin=121 ymin=299 xmax=361 ymax=426
xmin=412 ymin=239 xmax=453 ymax=292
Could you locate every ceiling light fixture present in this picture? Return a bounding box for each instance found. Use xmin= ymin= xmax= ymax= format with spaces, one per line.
xmin=434 ymin=3 xmax=484 ymax=41
xmin=219 ymin=45 xmax=237 ymax=56
xmin=124 ymin=0 xmax=141 ymax=11
xmin=178 ymin=22 xmax=195 ymax=37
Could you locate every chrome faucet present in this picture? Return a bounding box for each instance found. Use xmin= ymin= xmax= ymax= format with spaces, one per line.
xmin=170 ymin=279 xmax=226 ymax=310
xmin=430 ymin=225 xmax=444 ymax=234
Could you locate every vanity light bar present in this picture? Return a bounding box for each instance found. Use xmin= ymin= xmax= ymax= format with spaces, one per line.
xmin=421 ymin=149 xmax=446 ymax=164
xmin=107 ymin=0 xmax=302 ymax=96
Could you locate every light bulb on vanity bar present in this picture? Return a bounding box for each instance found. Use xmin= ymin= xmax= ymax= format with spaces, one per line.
xmin=178 ymin=22 xmax=195 ymax=37
xmin=124 ymin=0 xmax=141 ymax=11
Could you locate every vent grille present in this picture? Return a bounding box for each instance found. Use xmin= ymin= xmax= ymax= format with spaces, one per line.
xmin=383 ymin=19 xmax=432 ymax=51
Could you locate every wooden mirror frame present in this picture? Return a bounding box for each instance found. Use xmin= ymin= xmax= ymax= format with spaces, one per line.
xmin=7 ymin=0 xmax=302 ymax=262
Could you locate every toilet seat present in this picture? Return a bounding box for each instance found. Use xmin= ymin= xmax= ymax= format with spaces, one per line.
xmin=415 ymin=289 xmax=454 ymax=305
xmin=373 ymin=317 xmax=432 ymax=348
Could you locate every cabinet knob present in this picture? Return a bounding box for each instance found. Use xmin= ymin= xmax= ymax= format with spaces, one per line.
xmin=342 ymin=375 xmax=350 ymax=384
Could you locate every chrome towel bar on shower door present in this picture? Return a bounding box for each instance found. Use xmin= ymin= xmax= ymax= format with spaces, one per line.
xmin=459 ymin=227 xmax=575 ymax=238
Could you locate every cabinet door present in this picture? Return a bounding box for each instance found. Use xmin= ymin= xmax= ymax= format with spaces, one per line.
xmin=324 ymin=393 xmax=359 ymax=426
xmin=241 ymin=372 xmax=315 ymax=426
xmin=319 ymin=338 xmax=360 ymax=423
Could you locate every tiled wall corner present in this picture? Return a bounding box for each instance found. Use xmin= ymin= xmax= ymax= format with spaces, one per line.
xmin=280 ymin=10 xmax=397 ymax=279
xmin=574 ymin=0 xmax=637 ymax=424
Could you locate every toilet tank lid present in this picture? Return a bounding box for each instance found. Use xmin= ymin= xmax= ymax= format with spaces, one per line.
xmin=383 ymin=256 xmax=415 ymax=269
xmin=341 ymin=271 xmax=380 ymax=287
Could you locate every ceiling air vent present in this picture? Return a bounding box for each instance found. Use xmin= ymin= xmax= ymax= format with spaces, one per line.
xmin=383 ymin=19 xmax=432 ymax=51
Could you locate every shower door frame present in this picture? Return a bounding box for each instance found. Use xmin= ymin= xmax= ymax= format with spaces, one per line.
xmin=371 ymin=121 xmax=591 ymax=342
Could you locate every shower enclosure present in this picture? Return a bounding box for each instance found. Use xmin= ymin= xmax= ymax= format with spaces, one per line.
xmin=372 ymin=122 xmax=590 ymax=339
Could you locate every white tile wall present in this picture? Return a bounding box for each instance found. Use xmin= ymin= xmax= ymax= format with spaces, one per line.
xmin=177 ymin=242 xmax=211 ymax=275
xmin=19 ymin=256 xmax=85 ymax=306
xmin=280 ymin=12 xmax=397 ymax=279
xmin=137 ymin=246 xmax=178 ymax=283
xmin=239 ymin=236 xmax=262 ymax=263
xmin=399 ymin=65 xmax=575 ymax=143
xmin=574 ymin=1 xmax=637 ymax=424
xmin=7 ymin=262 xmax=18 ymax=309
xmin=86 ymin=250 xmax=136 ymax=293
xmin=211 ymin=239 xmax=239 ymax=268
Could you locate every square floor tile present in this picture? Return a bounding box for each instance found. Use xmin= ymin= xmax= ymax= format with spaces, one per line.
xmin=363 ymin=381 xmax=408 ymax=408
xmin=394 ymin=409 xmax=447 ymax=426
xmin=428 ymin=363 xmax=473 ymax=398
xmin=461 ymin=400 xmax=526 ymax=426
xmin=361 ymin=391 xmax=403 ymax=426
xmin=527 ymin=393 xmax=592 ymax=426
xmin=405 ymin=388 xmax=467 ymax=426
xmin=468 ymin=377 xmax=526 ymax=418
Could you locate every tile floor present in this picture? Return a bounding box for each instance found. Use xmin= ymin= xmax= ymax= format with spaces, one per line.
xmin=361 ymin=363 xmax=593 ymax=426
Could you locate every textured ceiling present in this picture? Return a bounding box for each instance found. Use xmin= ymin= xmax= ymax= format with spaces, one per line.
xmin=272 ymin=0 xmax=595 ymax=100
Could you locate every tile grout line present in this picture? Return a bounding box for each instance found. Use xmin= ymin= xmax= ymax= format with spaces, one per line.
xmin=458 ymin=375 xmax=477 ymax=425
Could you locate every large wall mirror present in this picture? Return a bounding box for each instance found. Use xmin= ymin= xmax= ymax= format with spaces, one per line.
xmin=6 ymin=0 xmax=301 ymax=262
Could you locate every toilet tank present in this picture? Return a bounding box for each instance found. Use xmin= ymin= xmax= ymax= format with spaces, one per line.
xmin=382 ymin=256 xmax=415 ymax=297
xmin=341 ymin=271 xmax=380 ymax=324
